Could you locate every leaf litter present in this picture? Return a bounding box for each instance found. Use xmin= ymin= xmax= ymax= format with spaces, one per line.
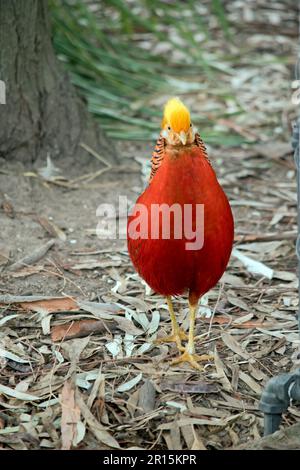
xmin=0 ymin=0 xmax=298 ymax=450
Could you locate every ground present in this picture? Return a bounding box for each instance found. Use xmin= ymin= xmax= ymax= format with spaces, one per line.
xmin=0 ymin=2 xmax=299 ymax=450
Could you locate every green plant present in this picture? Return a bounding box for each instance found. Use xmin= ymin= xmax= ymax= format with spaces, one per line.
xmin=50 ymin=0 xmax=245 ymax=144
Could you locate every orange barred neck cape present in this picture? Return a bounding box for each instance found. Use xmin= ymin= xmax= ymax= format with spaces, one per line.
xmin=127 ymin=131 xmax=234 ymax=302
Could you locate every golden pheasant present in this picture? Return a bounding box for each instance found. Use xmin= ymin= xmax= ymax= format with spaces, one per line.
xmin=127 ymin=98 xmax=234 ymax=369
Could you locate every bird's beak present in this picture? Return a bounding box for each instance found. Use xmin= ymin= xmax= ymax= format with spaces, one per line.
xmin=179 ymin=131 xmax=187 ymax=145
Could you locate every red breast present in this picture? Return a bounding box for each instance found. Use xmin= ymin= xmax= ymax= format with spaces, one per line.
xmin=127 ymin=144 xmax=234 ymax=297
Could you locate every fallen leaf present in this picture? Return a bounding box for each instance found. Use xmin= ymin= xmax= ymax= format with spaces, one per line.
xmin=161 ymin=380 xmax=218 ymax=394
xmin=77 ymin=300 xmax=123 ymax=319
xmin=147 ymin=310 xmax=160 ymax=335
xmin=220 ymin=273 xmax=246 ymax=287
xmin=21 ymin=297 xmax=78 ymax=313
xmin=76 ymin=392 xmax=120 ymax=449
xmin=191 ymin=426 xmax=207 ymax=450
xmin=273 ymin=271 xmax=297 ymax=281
xmin=232 ymin=248 xmax=273 ymax=279
xmin=159 ymin=413 xmax=241 ymax=430
xmin=7 ymin=239 xmax=56 ymax=272
xmin=0 ymin=295 xmax=78 ymax=313
xmin=221 ymin=332 xmax=251 ymax=360
xmin=117 ymin=373 xmax=143 ymax=392
xmin=0 ymin=384 xmax=39 ymax=402
xmin=166 ymin=401 xmax=187 ymax=412
xmin=237 ymin=241 xmax=284 ymax=254
xmin=214 ymin=347 xmax=232 ymax=392
xmin=87 ymin=367 xmax=104 ymax=409
xmin=239 ymin=371 xmax=263 ymax=395
xmin=60 ymin=379 xmax=82 ymax=450
xmin=51 ymin=319 xmax=107 ymax=342
xmin=136 ymin=380 xmax=156 ymax=416
xmin=232 ymin=313 xmax=254 ymax=325
xmin=0 ymin=314 xmax=18 ymax=326
xmin=105 ymin=335 xmax=122 ymax=358
xmin=10 ymin=266 xmax=44 ymax=278
xmin=35 ymin=215 xmax=67 ymax=241
xmin=71 ymin=260 xmax=121 ymax=270
xmin=61 ymin=337 xmax=91 ymax=365
xmin=112 ymin=316 xmax=144 ymax=336
xmin=204 ymin=316 xmax=271 ymax=329
xmin=227 ymin=295 xmax=249 ymax=311
xmin=0 ymin=348 xmax=29 ymax=364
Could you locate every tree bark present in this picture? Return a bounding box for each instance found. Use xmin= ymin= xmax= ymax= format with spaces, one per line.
xmin=0 ymin=0 xmax=117 ymax=164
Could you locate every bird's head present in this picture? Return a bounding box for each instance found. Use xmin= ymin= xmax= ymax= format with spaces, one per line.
xmin=161 ymin=97 xmax=196 ymax=146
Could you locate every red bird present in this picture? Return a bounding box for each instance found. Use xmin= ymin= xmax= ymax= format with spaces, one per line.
xmin=127 ymin=98 xmax=234 ymax=368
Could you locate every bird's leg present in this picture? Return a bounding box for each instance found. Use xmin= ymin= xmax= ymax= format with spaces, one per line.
xmin=155 ymin=296 xmax=187 ymax=351
xmin=172 ymin=298 xmax=213 ymax=370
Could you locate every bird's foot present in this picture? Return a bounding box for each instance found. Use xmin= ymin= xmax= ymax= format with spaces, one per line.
xmin=172 ymin=348 xmax=213 ymax=370
xmin=154 ymin=328 xmax=187 ymax=351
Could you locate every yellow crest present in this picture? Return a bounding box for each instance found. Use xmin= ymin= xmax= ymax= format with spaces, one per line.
xmin=161 ymin=97 xmax=191 ymax=133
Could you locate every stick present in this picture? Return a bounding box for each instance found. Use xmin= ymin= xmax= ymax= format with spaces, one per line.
xmin=7 ymin=239 xmax=56 ymax=271
xmin=234 ymin=231 xmax=296 ymax=242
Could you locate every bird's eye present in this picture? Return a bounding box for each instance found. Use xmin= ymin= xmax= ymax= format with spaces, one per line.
xmin=190 ymin=123 xmax=192 ymax=127
xmin=167 ymin=126 xmax=171 ymax=130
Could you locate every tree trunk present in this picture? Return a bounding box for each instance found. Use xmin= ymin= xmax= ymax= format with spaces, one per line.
xmin=0 ymin=0 xmax=117 ymax=165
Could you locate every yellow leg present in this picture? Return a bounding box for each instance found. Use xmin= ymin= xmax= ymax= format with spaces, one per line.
xmin=155 ymin=296 xmax=187 ymax=351
xmin=172 ymin=299 xmax=213 ymax=370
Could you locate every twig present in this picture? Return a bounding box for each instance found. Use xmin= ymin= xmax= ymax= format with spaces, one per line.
xmin=80 ymin=142 xmax=111 ymax=168
xmin=234 ymin=231 xmax=297 ymax=243
xmin=7 ymin=239 xmax=56 ymax=271
xmin=0 ymin=294 xmax=65 ymax=303
xmin=207 ymin=282 xmax=224 ymax=338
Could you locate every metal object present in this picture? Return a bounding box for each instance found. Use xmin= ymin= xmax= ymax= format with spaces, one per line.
xmin=260 ymin=370 xmax=300 ymax=436
xmin=259 ymin=118 xmax=300 ymax=436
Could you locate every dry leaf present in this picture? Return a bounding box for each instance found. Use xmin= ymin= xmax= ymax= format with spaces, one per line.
xmin=51 ymin=319 xmax=107 ymax=342
xmin=221 ymin=332 xmax=251 ymax=360
xmin=77 ymin=300 xmax=123 ymax=319
xmin=232 ymin=248 xmax=273 ymax=279
xmin=35 ymin=215 xmax=67 ymax=241
xmin=161 ymin=380 xmax=218 ymax=394
xmin=227 ymin=295 xmax=249 ymax=311
xmin=21 ymin=297 xmax=78 ymax=313
xmin=117 ymin=373 xmax=143 ymax=392
xmin=112 ymin=316 xmax=144 ymax=336
xmin=191 ymin=426 xmax=207 ymax=450
xmin=239 ymin=371 xmax=263 ymax=395
xmin=136 ymin=380 xmax=156 ymax=416
xmin=60 ymin=379 xmax=81 ymax=450
xmin=10 ymin=266 xmax=44 ymax=278
xmin=71 ymin=260 xmax=121 ymax=270
xmin=214 ymin=348 xmax=232 ymax=392
xmin=76 ymin=392 xmax=119 ymax=449
xmin=0 ymin=383 xmax=39 ymax=402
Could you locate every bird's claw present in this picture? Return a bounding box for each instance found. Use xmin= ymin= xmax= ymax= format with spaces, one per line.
xmin=172 ymin=350 xmax=213 ymax=370
xmin=154 ymin=328 xmax=187 ymax=351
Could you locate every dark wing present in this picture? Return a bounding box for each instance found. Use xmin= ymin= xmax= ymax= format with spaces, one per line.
xmin=195 ymin=132 xmax=212 ymax=166
xmin=149 ymin=134 xmax=166 ymax=183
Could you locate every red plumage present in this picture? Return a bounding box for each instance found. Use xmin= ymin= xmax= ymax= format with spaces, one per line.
xmin=127 ymin=144 xmax=234 ymax=301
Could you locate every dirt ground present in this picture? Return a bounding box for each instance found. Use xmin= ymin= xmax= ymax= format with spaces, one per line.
xmin=0 ymin=145 xmax=143 ymax=298
xmin=0 ymin=2 xmax=299 ymax=450
xmin=0 ymin=132 xmax=299 ymax=450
